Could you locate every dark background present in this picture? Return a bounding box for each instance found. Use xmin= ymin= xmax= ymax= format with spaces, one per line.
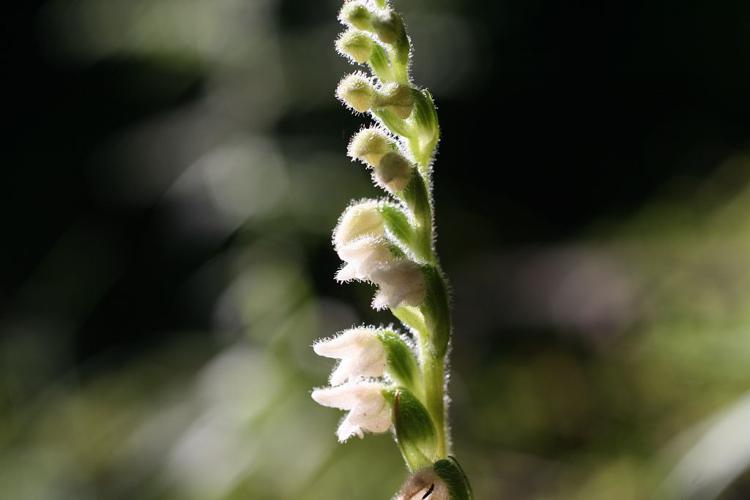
xmin=7 ymin=0 xmax=750 ymax=363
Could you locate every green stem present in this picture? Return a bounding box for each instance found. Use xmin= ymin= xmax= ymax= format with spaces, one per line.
xmin=423 ymin=345 xmax=447 ymax=457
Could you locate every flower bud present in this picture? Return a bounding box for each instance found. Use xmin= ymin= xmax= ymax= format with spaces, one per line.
xmin=348 ymin=127 xmax=394 ymax=167
xmin=333 ymin=200 xmax=385 ymax=250
xmin=375 ymin=151 xmax=412 ymax=193
xmin=339 ymin=1 xmax=373 ymax=31
xmin=376 ymin=84 xmax=414 ymax=119
xmin=371 ymin=261 xmax=425 ymax=310
xmin=336 ymin=29 xmax=373 ymax=64
xmin=372 ymin=10 xmax=404 ymax=45
xmin=396 ymin=469 xmax=449 ymax=500
xmin=336 ymin=72 xmax=375 ymax=113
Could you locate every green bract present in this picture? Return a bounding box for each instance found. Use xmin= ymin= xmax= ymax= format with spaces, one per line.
xmin=389 ymin=388 xmax=437 ymax=471
xmin=312 ymin=1 xmax=472 ymax=498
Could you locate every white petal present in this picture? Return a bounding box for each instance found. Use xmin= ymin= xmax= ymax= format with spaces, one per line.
xmin=313 ymin=328 xmax=370 ymax=359
xmin=335 ymin=262 xmax=358 ymax=282
xmin=311 ymin=381 xmax=383 ymax=410
xmin=334 ymin=201 xmax=385 ymax=250
xmin=347 ymin=396 xmax=391 ymax=434
xmin=336 ymin=238 xmax=394 ymax=282
xmin=311 ymin=385 xmax=357 ymax=410
xmin=369 ymin=261 xmax=425 ymax=309
xmin=336 ymin=412 xmax=365 ymax=442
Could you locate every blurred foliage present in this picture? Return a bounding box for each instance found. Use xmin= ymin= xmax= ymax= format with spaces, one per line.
xmin=3 ymin=0 xmax=750 ymax=499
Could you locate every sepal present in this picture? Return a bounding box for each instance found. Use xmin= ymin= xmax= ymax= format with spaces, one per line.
xmin=373 ymin=107 xmax=412 ymax=137
xmin=369 ymin=40 xmax=394 ymax=82
xmin=379 ymin=204 xmax=415 ymax=254
xmin=412 ymin=89 xmax=440 ymax=161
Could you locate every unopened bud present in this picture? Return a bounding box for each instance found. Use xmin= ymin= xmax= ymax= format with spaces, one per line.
xmin=334 ymin=200 xmax=385 ymax=250
xmin=339 ymin=1 xmax=373 ymax=31
xmin=376 ymin=84 xmax=414 ymax=119
xmin=348 ymin=128 xmax=394 ymax=166
xmin=372 ymin=10 xmax=404 ymax=45
xmin=336 ymin=29 xmax=373 ymax=64
xmin=396 ymin=469 xmax=449 ymax=500
xmin=376 ymin=152 xmax=412 ymax=193
xmin=336 ymin=73 xmax=375 ymax=113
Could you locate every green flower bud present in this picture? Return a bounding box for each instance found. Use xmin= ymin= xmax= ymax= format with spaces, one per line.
xmin=336 ymin=29 xmax=373 ymax=64
xmin=376 ymin=151 xmax=413 ymax=193
xmin=339 ymin=1 xmax=373 ymax=31
xmin=372 ymin=10 xmax=404 ymax=45
xmin=376 ymin=84 xmax=414 ymax=119
xmin=396 ymin=468 xmax=449 ymax=500
xmin=336 ymin=72 xmax=375 ymax=113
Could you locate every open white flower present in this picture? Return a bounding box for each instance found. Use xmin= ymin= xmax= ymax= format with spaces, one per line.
xmin=371 ymin=260 xmax=426 ymax=310
xmin=311 ymin=381 xmax=392 ymax=442
xmin=335 ymin=236 xmax=396 ymax=282
xmin=314 ymin=327 xmax=387 ymax=385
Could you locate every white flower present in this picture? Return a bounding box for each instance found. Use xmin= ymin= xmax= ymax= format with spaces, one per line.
xmin=348 ymin=127 xmax=394 ymax=167
xmin=313 ymin=327 xmax=387 ymax=385
xmin=371 ymin=260 xmax=426 ymax=309
xmin=333 ymin=201 xmax=385 ymax=251
xmin=311 ymin=381 xmax=392 ymax=442
xmin=335 ymin=236 xmax=395 ymax=282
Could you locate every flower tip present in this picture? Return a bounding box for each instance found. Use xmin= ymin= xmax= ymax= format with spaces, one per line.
xmin=339 ymin=1 xmax=373 ymax=31
xmin=336 ymin=29 xmax=373 ymax=64
xmin=348 ymin=127 xmax=394 ymax=167
xmin=336 ymin=73 xmax=375 ymax=113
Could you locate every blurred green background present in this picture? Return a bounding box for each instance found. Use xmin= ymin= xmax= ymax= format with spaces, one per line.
xmin=3 ymin=0 xmax=750 ymax=498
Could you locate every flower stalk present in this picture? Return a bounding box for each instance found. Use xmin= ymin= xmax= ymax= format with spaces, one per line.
xmin=312 ymin=1 xmax=472 ymax=497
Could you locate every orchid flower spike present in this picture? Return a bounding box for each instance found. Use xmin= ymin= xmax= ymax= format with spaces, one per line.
xmin=312 ymin=1 xmax=473 ymax=497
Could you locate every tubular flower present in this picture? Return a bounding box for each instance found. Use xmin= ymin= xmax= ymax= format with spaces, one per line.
xmin=311 ymin=381 xmax=391 ymax=442
xmin=371 ymin=260 xmax=426 ymax=310
xmin=335 ymin=236 xmax=396 ymax=282
xmin=313 ymin=327 xmax=387 ymax=385
xmin=333 ymin=201 xmax=386 ymax=251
